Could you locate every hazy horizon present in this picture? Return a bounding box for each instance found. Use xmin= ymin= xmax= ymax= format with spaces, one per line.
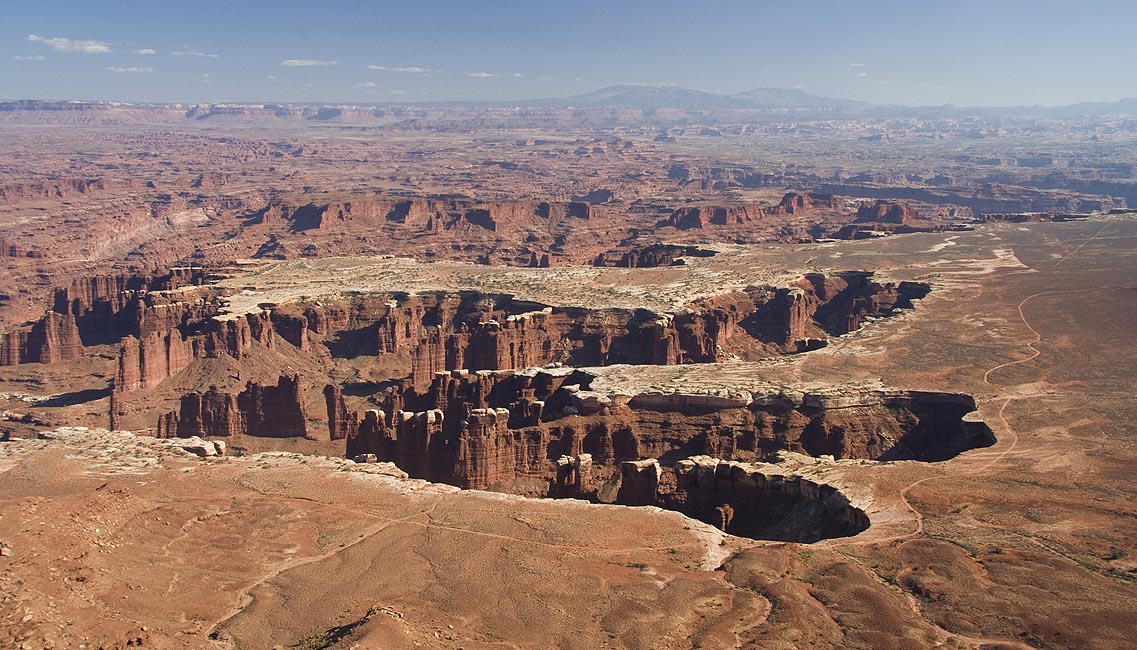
xmin=2 ymin=0 xmax=1135 ymax=107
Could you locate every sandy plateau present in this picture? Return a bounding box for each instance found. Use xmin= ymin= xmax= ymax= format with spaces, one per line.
xmin=0 ymin=105 xmax=1135 ymax=649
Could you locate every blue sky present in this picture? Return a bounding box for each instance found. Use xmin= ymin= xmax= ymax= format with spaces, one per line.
xmin=1 ymin=0 xmax=1134 ymax=106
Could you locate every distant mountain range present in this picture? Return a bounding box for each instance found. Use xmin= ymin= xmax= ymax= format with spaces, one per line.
xmin=2 ymin=84 xmax=1136 ymax=119
xmin=517 ymin=84 xmax=870 ymax=110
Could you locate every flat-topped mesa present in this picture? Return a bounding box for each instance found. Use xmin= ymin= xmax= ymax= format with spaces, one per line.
xmin=102 ymin=268 xmax=928 ymax=398
xmin=593 ymin=243 xmax=717 ymax=268
xmin=832 ymin=200 xmax=951 ymax=240
xmin=158 ymin=374 xmax=309 ymax=439
xmin=854 ymin=199 xmax=918 ymax=225
xmin=769 ymin=191 xmax=841 ymax=215
xmin=339 ymin=368 xmax=995 ymax=493
xmin=286 ymin=271 xmax=930 ymax=386
xmin=665 ymin=204 xmax=766 ymax=230
xmin=661 ymin=192 xmax=840 ymax=231
xmin=248 ymin=196 xmax=601 ymax=234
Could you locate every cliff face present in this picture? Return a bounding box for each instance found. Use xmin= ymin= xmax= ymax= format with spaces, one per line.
xmin=662 ymin=192 xmax=839 ymax=231
xmin=663 ymin=457 xmax=869 ymax=542
xmin=239 ymin=374 xmax=308 ymax=438
xmin=52 ymin=269 xmax=209 ymax=345
xmin=172 ymin=388 xmax=243 ymax=438
xmin=0 ymin=269 xmax=219 ymax=370
xmin=769 ymin=192 xmax=841 ymax=215
xmin=0 ymin=312 xmax=84 ymax=365
xmin=251 ymin=197 xmax=599 ymax=234
xmin=296 ymin=271 xmax=929 ymax=387
xmin=799 ymin=272 xmax=930 ymax=336
xmin=593 ymin=244 xmax=716 ymax=268
xmin=115 ymin=331 xmax=193 ymax=392
xmin=324 ymin=384 xmax=355 ymax=441
xmin=115 ymin=313 xmax=275 ymax=392
xmin=854 ymin=199 xmax=917 ymax=224
xmin=159 ymin=374 xmax=309 ymax=438
xmin=339 ymin=369 xmax=995 ymax=491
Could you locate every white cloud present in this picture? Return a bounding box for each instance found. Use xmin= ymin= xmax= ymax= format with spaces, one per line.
xmin=26 ymin=34 xmax=110 ymax=54
xmin=857 ymin=72 xmax=869 ymax=77
xmin=282 ymin=59 xmax=337 ymax=67
xmin=174 ymin=49 xmax=220 ymax=58
xmin=107 ymin=66 xmax=153 ymax=73
xmin=849 ymin=62 xmax=865 ymax=67
xmin=267 ymin=75 xmax=282 ymax=81
xmin=537 ymin=76 xmax=552 ymax=80
xmin=466 ymin=71 xmax=523 ymax=78
xmin=367 ymin=65 xmax=431 ymax=73
xmin=389 ymin=90 xmax=409 ymax=95
xmin=13 ymin=55 xmax=46 ymax=61
xmin=355 ymin=81 xmax=380 ymax=88
xmin=134 ymin=48 xmax=157 ymax=55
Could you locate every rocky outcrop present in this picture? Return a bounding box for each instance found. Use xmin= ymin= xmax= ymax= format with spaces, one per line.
xmin=52 ymin=269 xmax=209 ymax=345
xmin=324 ymin=384 xmax=355 ymax=441
xmin=292 ymin=272 xmax=929 ymax=387
xmin=239 ymin=374 xmax=308 ymax=438
xmin=0 ymin=238 xmax=46 ymax=259
xmin=768 ymin=192 xmax=841 ymax=215
xmin=332 ymin=369 xmax=977 ymax=541
xmin=172 ymin=387 xmax=243 ymax=438
xmin=0 ymin=177 xmax=126 ymax=203
xmin=593 ymin=244 xmax=716 ymax=268
xmin=660 ymin=192 xmax=840 ymax=230
xmin=115 ymin=330 xmax=193 ymax=392
xmin=340 ymin=368 xmax=994 ymax=492
xmin=249 ymin=196 xmax=601 ymax=234
xmin=665 ymin=203 xmax=766 ymax=230
xmin=0 ymin=312 xmax=83 ymax=365
xmin=159 ymin=374 xmax=309 ymax=438
xmin=854 ymin=200 xmax=917 ymax=224
xmin=114 ymin=312 xmax=277 ymax=392
xmin=269 ymin=309 xmax=309 ymax=351
xmin=616 ymin=459 xmax=661 ymax=506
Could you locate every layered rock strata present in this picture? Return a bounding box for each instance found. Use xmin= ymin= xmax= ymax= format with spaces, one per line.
xmin=0 ymin=312 xmax=83 ymax=365
xmin=622 ymin=455 xmax=870 ymax=542
xmin=115 ymin=312 xmax=274 ymax=391
xmin=337 ymin=368 xmax=994 ymax=493
xmin=281 ymin=271 xmax=929 ymax=386
xmin=157 ymin=374 xmax=308 ymax=438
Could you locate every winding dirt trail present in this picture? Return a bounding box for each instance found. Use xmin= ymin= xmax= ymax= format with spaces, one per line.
xmin=205 ymin=493 xmax=716 ymax=647
xmin=823 ymin=282 xmax=1129 ymax=650
xmin=836 ymin=281 xmax=1129 ymax=548
xmin=207 ymin=499 xmax=444 ymax=645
